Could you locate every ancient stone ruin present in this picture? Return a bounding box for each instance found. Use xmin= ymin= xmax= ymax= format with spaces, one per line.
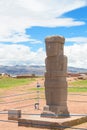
xmin=18 ymin=35 xmax=87 ymax=129
xmin=41 ymin=35 xmax=70 ymax=118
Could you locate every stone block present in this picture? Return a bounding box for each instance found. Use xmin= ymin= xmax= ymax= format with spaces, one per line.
xmin=45 ymin=78 xmax=67 ymax=89
xmin=45 ymin=72 xmax=67 ymax=79
xmin=8 ymin=109 xmax=21 ymax=120
xmin=45 ymin=89 xmax=67 ymax=105
xmin=46 ymin=55 xmax=65 ymax=72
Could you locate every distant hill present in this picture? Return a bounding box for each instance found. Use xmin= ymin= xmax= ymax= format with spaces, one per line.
xmin=68 ymin=66 xmax=87 ymax=73
xmin=0 ymin=65 xmax=45 ymax=76
xmin=0 ymin=65 xmax=87 ymax=76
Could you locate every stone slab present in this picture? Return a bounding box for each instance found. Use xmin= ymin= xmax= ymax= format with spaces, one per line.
xmin=18 ymin=115 xmax=87 ymax=129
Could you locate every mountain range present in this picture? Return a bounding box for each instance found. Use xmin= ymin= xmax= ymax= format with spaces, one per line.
xmin=0 ymin=65 xmax=87 ymax=76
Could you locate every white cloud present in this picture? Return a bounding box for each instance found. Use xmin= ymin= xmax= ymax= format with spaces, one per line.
xmin=0 ymin=0 xmax=87 ymax=68
xmin=66 ymin=37 xmax=87 ymax=43
xmin=0 ymin=41 xmax=87 ymax=69
xmin=0 ymin=44 xmax=45 ymax=66
xmin=0 ymin=0 xmax=87 ymax=42
xmin=0 ymin=32 xmax=42 ymax=44
xmin=65 ymin=37 xmax=87 ymax=68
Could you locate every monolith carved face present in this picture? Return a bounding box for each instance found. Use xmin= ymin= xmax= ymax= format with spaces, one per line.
xmin=45 ymin=36 xmax=65 ymax=57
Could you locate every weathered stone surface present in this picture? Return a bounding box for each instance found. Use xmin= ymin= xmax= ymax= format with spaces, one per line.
xmin=41 ymin=35 xmax=69 ymax=118
xmin=18 ymin=115 xmax=87 ymax=129
xmin=45 ymin=36 xmax=65 ymax=57
xmin=8 ymin=109 xmax=21 ymax=120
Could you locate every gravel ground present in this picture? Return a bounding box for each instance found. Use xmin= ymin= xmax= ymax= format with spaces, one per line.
xmin=0 ymin=78 xmax=87 ymax=130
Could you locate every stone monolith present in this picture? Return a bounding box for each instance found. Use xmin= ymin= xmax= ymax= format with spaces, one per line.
xmin=41 ymin=35 xmax=70 ymax=118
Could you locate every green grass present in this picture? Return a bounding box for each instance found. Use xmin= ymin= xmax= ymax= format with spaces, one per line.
xmin=0 ymin=77 xmax=87 ymax=93
xmin=68 ymin=80 xmax=87 ymax=87
xmin=0 ymin=77 xmax=35 ymax=89
xmin=68 ymin=87 xmax=87 ymax=92
xmin=68 ymin=80 xmax=87 ymax=92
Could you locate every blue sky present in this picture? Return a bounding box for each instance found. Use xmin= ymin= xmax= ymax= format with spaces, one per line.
xmin=0 ymin=0 xmax=87 ymax=68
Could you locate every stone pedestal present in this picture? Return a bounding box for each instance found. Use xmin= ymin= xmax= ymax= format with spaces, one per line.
xmin=41 ymin=35 xmax=70 ymax=118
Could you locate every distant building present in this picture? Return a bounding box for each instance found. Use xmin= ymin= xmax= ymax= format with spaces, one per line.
xmin=1 ymin=73 xmax=10 ymax=77
xmin=67 ymin=72 xmax=80 ymax=77
xmin=16 ymin=74 xmax=36 ymax=78
xmin=78 ymin=74 xmax=87 ymax=80
xmin=67 ymin=72 xmax=87 ymax=80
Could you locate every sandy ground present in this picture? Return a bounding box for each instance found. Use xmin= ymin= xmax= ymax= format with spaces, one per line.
xmin=0 ymin=78 xmax=87 ymax=130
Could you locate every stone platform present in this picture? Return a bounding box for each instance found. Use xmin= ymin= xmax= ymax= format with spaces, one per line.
xmin=18 ymin=115 xmax=87 ymax=129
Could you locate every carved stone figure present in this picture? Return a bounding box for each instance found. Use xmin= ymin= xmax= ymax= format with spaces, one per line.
xmin=41 ymin=35 xmax=70 ymax=118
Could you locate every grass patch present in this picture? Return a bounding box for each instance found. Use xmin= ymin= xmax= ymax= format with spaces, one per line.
xmin=0 ymin=77 xmax=35 ymax=89
xmin=68 ymin=80 xmax=87 ymax=87
xmin=68 ymin=80 xmax=87 ymax=92
xmin=68 ymin=87 xmax=87 ymax=92
xmin=0 ymin=77 xmax=87 ymax=93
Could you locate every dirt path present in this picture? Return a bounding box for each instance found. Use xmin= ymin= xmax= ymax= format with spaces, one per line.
xmin=0 ymin=78 xmax=87 ymax=130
